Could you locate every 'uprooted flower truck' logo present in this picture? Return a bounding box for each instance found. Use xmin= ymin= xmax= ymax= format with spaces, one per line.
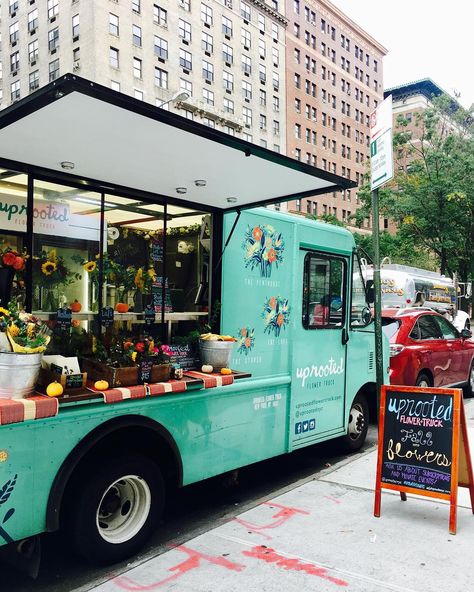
xmin=0 ymin=475 xmax=17 ymax=544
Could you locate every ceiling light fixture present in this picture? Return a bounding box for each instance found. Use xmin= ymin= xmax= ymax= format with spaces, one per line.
xmin=176 ymin=187 xmax=187 ymax=194
xmin=60 ymin=161 xmax=75 ymax=170
xmin=194 ymin=179 xmax=206 ymax=187
xmin=226 ymin=197 xmax=237 ymax=204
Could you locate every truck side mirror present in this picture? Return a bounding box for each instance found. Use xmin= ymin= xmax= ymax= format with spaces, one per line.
xmin=461 ymin=328 xmax=472 ymax=339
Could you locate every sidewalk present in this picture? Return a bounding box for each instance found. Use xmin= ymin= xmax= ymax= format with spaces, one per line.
xmin=89 ymin=401 xmax=474 ymax=592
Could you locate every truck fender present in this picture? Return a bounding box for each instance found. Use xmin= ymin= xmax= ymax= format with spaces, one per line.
xmin=46 ymin=415 xmax=183 ymax=533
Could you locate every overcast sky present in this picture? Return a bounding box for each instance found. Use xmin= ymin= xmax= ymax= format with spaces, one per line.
xmin=332 ymin=1 xmax=474 ymax=108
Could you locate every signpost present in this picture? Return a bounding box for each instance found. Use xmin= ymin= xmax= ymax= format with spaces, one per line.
xmin=374 ymin=385 xmax=474 ymax=534
xmin=370 ymin=96 xmax=394 ymax=411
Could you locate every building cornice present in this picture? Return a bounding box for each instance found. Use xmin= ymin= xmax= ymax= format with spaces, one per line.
xmin=248 ymin=0 xmax=288 ymax=26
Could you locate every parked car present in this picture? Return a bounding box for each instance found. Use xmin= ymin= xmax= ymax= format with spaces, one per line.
xmin=382 ymin=308 xmax=474 ymax=394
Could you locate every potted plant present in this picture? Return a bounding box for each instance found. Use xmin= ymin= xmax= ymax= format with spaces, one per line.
xmin=133 ymin=266 xmax=157 ymax=312
xmin=33 ymin=250 xmax=81 ymax=311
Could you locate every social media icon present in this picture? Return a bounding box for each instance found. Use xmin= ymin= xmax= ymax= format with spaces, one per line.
xmin=309 ymin=419 xmax=316 ymax=430
xmin=302 ymin=420 xmax=309 ymax=432
xmin=295 ymin=422 xmax=302 ymax=434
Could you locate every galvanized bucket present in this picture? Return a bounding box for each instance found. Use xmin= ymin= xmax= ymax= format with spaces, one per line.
xmin=0 ymin=351 xmax=43 ymax=399
xmin=199 ymin=340 xmax=234 ymax=370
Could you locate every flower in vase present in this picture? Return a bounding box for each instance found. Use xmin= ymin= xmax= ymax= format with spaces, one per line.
xmin=41 ymin=261 xmax=57 ymax=276
xmin=2 ymin=252 xmax=17 ymax=266
xmin=84 ymin=261 xmax=97 ymax=273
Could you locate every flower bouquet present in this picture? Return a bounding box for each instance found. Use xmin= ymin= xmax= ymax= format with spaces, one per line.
xmin=33 ymin=250 xmax=81 ymax=311
xmin=0 ymin=242 xmax=28 ymax=307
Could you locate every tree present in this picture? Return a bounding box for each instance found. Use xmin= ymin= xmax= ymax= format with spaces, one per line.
xmin=352 ymin=95 xmax=474 ymax=282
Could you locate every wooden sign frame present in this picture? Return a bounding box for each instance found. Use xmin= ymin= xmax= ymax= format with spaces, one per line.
xmin=374 ymin=385 xmax=474 ymax=534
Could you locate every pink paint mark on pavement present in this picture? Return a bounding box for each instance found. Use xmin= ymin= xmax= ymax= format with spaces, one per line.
xmin=234 ymin=501 xmax=309 ymax=538
xmin=113 ymin=545 xmax=245 ymax=590
xmin=324 ymin=495 xmax=342 ymax=504
xmin=242 ymin=546 xmax=348 ymax=587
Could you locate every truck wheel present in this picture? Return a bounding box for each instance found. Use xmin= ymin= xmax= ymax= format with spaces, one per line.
xmin=340 ymin=393 xmax=369 ymax=452
xmin=464 ymin=361 xmax=474 ymax=398
xmin=68 ymin=456 xmax=164 ymax=565
xmin=416 ymin=372 xmax=432 ymax=388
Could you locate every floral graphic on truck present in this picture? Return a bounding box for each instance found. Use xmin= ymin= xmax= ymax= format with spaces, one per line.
xmin=262 ymin=296 xmax=290 ymax=337
xmin=0 ymin=474 xmax=17 ymax=544
xmin=242 ymin=224 xmax=285 ymax=278
xmin=237 ymin=327 xmax=255 ymax=355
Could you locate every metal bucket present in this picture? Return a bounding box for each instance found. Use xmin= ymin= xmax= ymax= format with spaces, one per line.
xmin=0 ymin=352 xmax=43 ymax=399
xmin=199 ymin=340 xmax=234 ymax=370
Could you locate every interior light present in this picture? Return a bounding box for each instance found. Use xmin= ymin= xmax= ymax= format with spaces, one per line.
xmin=226 ymin=197 xmax=237 ymax=203
xmin=60 ymin=161 xmax=75 ymax=170
xmin=176 ymin=187 xmax=187 ymax=194
xmin=194 ymin=180 xmax=207 ymax=187
xmin=75 ymin=196 xmax=116 ymax=208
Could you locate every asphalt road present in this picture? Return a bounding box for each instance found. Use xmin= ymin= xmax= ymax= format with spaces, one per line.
xmin=0 ymin=426 xmax=378 ymax=592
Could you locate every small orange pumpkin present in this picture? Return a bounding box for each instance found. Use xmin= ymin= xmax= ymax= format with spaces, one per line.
xmin=94 ymin=380 xmax=109 ymax=391
xmin=220 ymin=367 xmax=232 ymax=375
xmin=46 ymin=381 xmax=64 ymax=397
xmin=115 ymin=303 xmax=129 ymax=313
xmin=70 ymin=299 xmax=82 ymax=313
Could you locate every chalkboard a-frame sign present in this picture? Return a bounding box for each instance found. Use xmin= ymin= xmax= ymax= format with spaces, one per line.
xmin=374 ymin=385 xmax=474 ymax=534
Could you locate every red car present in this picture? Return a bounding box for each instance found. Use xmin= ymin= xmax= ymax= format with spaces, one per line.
xmin=382 ymin=308 xmax=474 ymax=394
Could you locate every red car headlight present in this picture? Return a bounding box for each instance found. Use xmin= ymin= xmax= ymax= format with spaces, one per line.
xmin=389 ymin=344 xmax=405 ymax=357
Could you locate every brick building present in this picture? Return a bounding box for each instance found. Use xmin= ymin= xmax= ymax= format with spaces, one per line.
xmin=285 ymin=0 xmax=386 ymax=228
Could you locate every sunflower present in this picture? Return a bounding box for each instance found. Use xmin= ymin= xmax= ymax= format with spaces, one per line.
xmin=0 ymin=307 xmax=9 ymax=317
xmin=84 ymin=261 xmax=97 ymax=273
xmin=41 ymin=261 xmax=57 ymax=275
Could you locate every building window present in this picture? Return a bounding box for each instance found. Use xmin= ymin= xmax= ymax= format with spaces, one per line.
xmin=222 ymin=16 xmax=233 ymax=37
xmin=10 ymin=51 xmax=19 ymax=74
xmin=243 ymin=107 xmax=252 ymax=127
xmin=260 ymin=89 xmax=266 ymax=106
xmin=132 ymin=25 xmax=142 ymax=46
xmin=132 ymin=0 xmax=141 ymax=14
xmin=72 ymin=14 xmax=80 ymax=38
xmin=9 ymin=0 xmax=19 ymax=15
xmin=178 ymin=19 xmax=192 ymax=42
xmin=154 ymin=36 xmax=168 ymax=59
xmin=154 ymin=67 xmax=168 ymax=89
xmin=179 ymin=49 xmax=192 ymax=70
xmin=295 ymin=98 xmax=301 ymax=113
xmin=223 ymin=97 xmax=234 ymax=113
xmin=29 ymin=40 xmax=39 ymax=64
xmin=260 ymin=114 xmax=267 ymax=130
xmin=29 ymin=70 xmax=39 ymax=92
xmin=133 ymin=57 xmax=142 ymax=79
xmin=28 ymin=9 xmax=39 ymax=33
xmin=109 ymin=14 xmax=119 ymax=36
xmin=259 ymin=64 xmax=266 ymax=83
xmin=272 ymin=23 xmax=279 ymax=41
xmin=241 ymin=28 xmax=251 ymax=49
xmin=179 ymin=0 xmax=191 ymax=11
xmin=259 ymin=39 xmax=266 ymax=59
xmin=223 ymin=70 xmax=234 ymax=91
xmin=295 ymin=123 xmax=301 ymax=139
xmin=240 ymin=1 xmax=251 ymax=22
xmin=223 ymin=43 xmax=233 ymax=64
xmin=201 ymin=3 xmax=213 ymax=26
xmin=224 ymin=126 xmax=235 ymax=136
xmin=109 ymin=47 xmax=119 ymax=68
xmin=47 ymin=0 xmax=59 ymax=20
xmin=242 ymin=80 xmax=252 ymax=100
xmin=48 ymin=27 xmax=59 ymax=52
xmin=48 ymin=58 xmax=60 ymax=81
xmin=294 ymin=23 xmax=300 ymax=38
xmin=203 ymin=117 xmax=215 ymax=128
xmin=202 ymin=59 xmax=214 ymax=82
xmin=134 ymin=89 xmax=144 ymax=101
xmin=202 ymin=32 xmax=213 ymax=53
xmin=294 ymin=73 xmax=301 ymax=89
xmin=273 ymin=120 xmax=280 ymax=135
xmin=273 ymin=95 xmax=279 ymax=112
xmin=153 ymin=5 xmax=167 ymax=26
xmin=111 ymin=81 xmax=121 ymax=92
xmin=11 ymin=80 xmax=20 ymax=101
xmin=374 ymin=60 xmax=378 ymax=73
xmin=258 ymin=13 xmax=265 ymax=32
xmin=242 ymin=54 xmax=251 ymax=75
xmin=202 ymin=88 xmax=214 ymax=105
xmin=180 ymin=78 xmax=192 ymax=94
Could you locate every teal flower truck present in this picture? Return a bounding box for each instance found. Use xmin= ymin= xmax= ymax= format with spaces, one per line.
xmin=0 ymin=76 xmax=382 ymax=570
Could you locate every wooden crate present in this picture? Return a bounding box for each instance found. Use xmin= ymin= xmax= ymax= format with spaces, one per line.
xmin=81 ymin=358 xmax=170 ymax=387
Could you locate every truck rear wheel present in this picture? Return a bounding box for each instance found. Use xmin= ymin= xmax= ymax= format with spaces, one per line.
xmin=340 ymin=392 xmax=369 ymax=452
xmin=68 ymin=455 xmax=164 ymax=565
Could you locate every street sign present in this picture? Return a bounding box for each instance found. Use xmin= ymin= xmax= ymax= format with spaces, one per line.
xmin=370 ymin=95 xmax=394 ymax=191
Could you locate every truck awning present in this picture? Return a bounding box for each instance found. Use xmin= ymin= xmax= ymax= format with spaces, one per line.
xmin=0 ymin=74 xmax=355 ymax=211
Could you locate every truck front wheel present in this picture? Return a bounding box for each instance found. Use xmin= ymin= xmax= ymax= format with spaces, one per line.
xmin=340 ymin=393 xmax=369 ymax=452
xmin=68 ymin=455 xmax=164 ymax=565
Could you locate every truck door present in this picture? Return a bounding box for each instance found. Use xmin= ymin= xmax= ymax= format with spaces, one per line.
xmin=291 ymin=249 xmax=348 ymax=448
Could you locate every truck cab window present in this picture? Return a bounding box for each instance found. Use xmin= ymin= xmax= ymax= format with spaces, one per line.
xmin=351 ymin=253 xmax=371 ymax=326
xmin=302 ymin=252 xmax=345 ymax=329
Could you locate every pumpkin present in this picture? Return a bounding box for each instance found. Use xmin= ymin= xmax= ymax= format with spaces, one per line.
xmin=201 ymin=364 xmax=213 ymax=374
xmin=70 ymin=299 xmax=82 ymax=313
xmin=220 ymin=367 xmax=232 ymax=375
xmin=115 ymin=303 xmax=129 ymax=313
xmin=46 ymin=381 xmax=64 ymax=397
xmin=94 ymin=380 xmax=109 ymax=391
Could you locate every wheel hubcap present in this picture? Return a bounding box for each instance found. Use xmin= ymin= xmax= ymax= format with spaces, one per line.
xmin=470 ymin=365 xmax=474 ymax=391
xmin=348 ymin=403 xmax=365 ymax=440
xmin=417 ymin=379 xmax=429 ymax=387
xmin=96 ymin=475 xmax=151 ymax=544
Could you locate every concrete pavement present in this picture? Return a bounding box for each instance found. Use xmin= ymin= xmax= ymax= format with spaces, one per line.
xmin=88 ymin=400 xmax=474 ymax=592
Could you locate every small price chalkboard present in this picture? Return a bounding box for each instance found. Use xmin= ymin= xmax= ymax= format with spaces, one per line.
xmin=151 ymin=278 xmax=172 ymax=313
xmin=150 ymin=238 xmax=163 ymax=262
xmin=144 ymin=305 xmax=155 ymax=326
xmin=168 ymin=344 xmax=199 ymax=371
xmin=374 ymin=385 xmax=474 ymax=534
xmin=56 ymin=307 xmax=72 ymax=330
xmin=101 ymin=306 xmax=114 ymax=327
xmin=65 ymin=373 xmax=85 ymax=388
xmin=139 ymin=358 xmax=154 ymax=384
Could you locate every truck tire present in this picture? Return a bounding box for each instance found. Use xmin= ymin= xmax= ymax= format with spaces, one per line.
xmin=340 ymin=392 xmax=369 ymax=452
xmin=68 ymin=455 xmax=164 ymax=565
xmin=415 ymin=372 xmax=432 ymax=388
xmin=464 ymin=360 xmax=474 ymax=398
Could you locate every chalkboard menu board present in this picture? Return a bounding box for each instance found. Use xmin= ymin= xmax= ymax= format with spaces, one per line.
xmin=150 ymin=237 xmax=163 ymax=262
xmin=151 ymin=278 xmax=173 ymax=313
xmin=56 ymin=307 xmax=72 ymax=330
xmin=139 ymin=358 xmax=154 ymax=384
xmin=168 ymin=344 xmax=199 ymax=371
xmin=380 ymin=388 xmax=454 ymax=495
xmin=101 ymin=306 xmax=114 ymax=327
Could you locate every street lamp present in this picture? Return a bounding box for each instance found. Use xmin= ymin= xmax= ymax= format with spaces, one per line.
xmin=157 ymin=90 xmax=190 ymax=109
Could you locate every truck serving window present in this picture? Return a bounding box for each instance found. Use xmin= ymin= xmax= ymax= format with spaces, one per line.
xmin=302 ymin=252 xmax=345 ymax=329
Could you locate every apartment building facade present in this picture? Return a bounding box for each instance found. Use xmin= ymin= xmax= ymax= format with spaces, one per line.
xmin=0 ymin=0 xmax=287 ymax=152
xmin=285 ymin=0 xmax=386 ymax=228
